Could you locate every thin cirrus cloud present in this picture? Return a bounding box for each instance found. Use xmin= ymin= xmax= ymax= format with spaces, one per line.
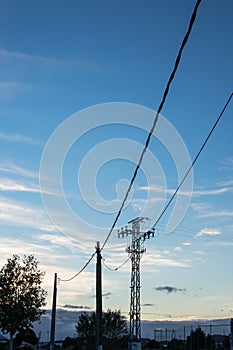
xmin=190 ymin=202 xmax=233 ymax=219
xmin=0 ymin=131 xmax=41 ymax=145
xmin=138 ymin=184 xmax=233 ymax=197
xmin=0 ymin=176 xmax=54 ymax=195
xmin=217 ymin=180 xmax=233 ymax=187
xmin=218 ymin=157 xmax=233 ymax=171
xmin=0 ymin=48 xmax=63 ymax=65
xmin=182 ymin=242 xmax=192 ymax=246
xmin=0 ymin=161 xmax=38 ymax=178
xmin=0 ymin=196 xmax=55 ymax=232
xmin=0 ymin=81 xmax=23 ymax=99
xmin=0 ymin=48 xmax=97 ymax=71
xmin=142 ymin=252 xmax=191 ymax=268
xmin=0 ymin=177 xmax=40 ymax=193
xmin=35 ymin=233 xmax=92 ymax=254
xmin=0 ymin=80 xmax=39 ymax=99
xmin=200 ymin=210 xmax=233 ymax=218
xmin=196 ymin=228 xmax=221 ymax=237
xmin=0 ymin=195 xmax=95 ymax=251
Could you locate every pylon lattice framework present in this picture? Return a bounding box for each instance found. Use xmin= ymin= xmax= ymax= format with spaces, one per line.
xmin=118 ymin=217 xmax=146 ymax=342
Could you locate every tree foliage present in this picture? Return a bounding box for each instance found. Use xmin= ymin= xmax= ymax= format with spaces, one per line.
xmin=186 ymin=327 xmax=215 ymax=350
xmin=103 ymin=309 xmax=128 ymax=339
xmin=76 ymin=312 xmax=96 ymax=338
xmin=76 ymin=309 xmax=128 ymax=339
xmin=14 ymin=328 xmax=38 ymax=347
xmin=0 ymin=255 xmax=47 ymax=344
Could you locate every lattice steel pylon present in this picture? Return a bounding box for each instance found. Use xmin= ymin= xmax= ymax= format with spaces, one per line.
xmin=118 ymin=217 xmax=148 ymax=346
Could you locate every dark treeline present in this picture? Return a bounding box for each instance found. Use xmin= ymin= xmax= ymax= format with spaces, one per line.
xmin=61 ymin=326 xmax=231 ymax=350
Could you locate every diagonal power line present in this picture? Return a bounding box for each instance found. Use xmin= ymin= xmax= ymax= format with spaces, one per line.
xmin=152 ymin=92 xmax=233 ymax=229
xmin=101 ymin=0 xmax=203 ymax=252
xmin=58 ymin=92 xmax=232 ymax=282
xmin=58 ymin=0 xmax=203 ymax=282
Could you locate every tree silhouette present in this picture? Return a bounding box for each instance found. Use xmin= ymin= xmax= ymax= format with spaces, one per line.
xmin=76 ymin=309 xmax=128 ymax=340
xmin=187 ymin=327 xmax=208 ymax=350
xmin=0 ymin=255 xmax=47 ymax=350
xmin=103 ymin=309 xmax=128 ymax=339
xmin=14 ymin=328 xmax=38 ymax=347
xmin=76 ymin=312 xmax=96 ymax=338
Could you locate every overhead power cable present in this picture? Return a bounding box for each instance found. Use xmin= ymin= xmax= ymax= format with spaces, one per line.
xmin=102 ymin=256 xmax=131 ymax=271
xmin=58 ymin=0 xmax=202 ymax=281
xmin=101 ymin=0 xmax=202 ymax=252
xmin=152 ymin=92 xmax=233 ymax=229
xmin=58 ymin=251 xmax=96 ymax=282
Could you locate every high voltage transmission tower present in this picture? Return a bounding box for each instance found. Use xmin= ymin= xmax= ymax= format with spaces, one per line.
xmin=118 ymin=217 xmax=155 ymax=350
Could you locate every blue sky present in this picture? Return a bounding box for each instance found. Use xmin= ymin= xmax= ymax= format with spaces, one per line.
xmin=0 ymin=0 xmax=233 ymax=328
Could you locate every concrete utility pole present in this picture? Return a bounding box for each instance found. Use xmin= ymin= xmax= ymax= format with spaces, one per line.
xmin=96 ymin=242 xmax=103 ymax=350
xmin=230 ymin=319 xmax=233 ymax=350
xmin=118 ymin=217 xmax=153 ymax=350
xmin=50 ymin=273 xmax=57 ymax=350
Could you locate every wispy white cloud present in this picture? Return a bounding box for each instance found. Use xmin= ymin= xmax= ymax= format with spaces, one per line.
xmin=0 ymin=48 xmax=97 ymax=71
xmin=208 ymin=241 xmax=233 ymax=247
xmin=130 ymin=197 xmax=164 ymax=212
xmin=196 ymin=228 xmax=221 ymax=237
xmin=0 ymin=236 xmax=96 ymax=306
xmin=182 ymin=241 xmax=192 ymax=246
xmin=148 ymin=257 xmax=191 ymax=268
xmin=217 ymin=179 xmax=233 ymax=187
xmin=0 ymin=161 xmax=57 ymax=195
xmin=141 ymin=252 xmax=191 ymax=268
xmin=192 ymin=188 xmax=233 ymax=196
xmin=0 ymin=194 xmax=95 ymax=249
xmin=0 ymin=176 xmax=53 ymax=195
xmin=0 ymin=131 xmax=41 ymax=145
xmin=35 ymin=233 xmax=91 ymax=254
xmin=0 ymin=161 xmax=39 ymax=178
xmin=0 ymin=48 xmax=63 ymax=65
xmin=190 ymin=201 xmax=212 ymax=212
xmin=0 ymin=177 xmax=39 ymax=193
xmin=0 ymin=196 xmax=55 ymax=232
xmin=174 ymin=246 xmax=183 ymax=251
xmin=218 ymin=157 xmax=233 ymax=172
xmin=138 ymin=185 xmax=180 ymax=195
xmin=190 ymin=202 xmax=233 ymax=219
xmin=138 ymin=184 xmax=233 ymax=197
xmin=201 ymin=210 xmax=233 ymax=218
xmin=0 ymin=81 xmax=22 ymax=99
xmin=0 ymin=237 xmax=49 ymax=257
xmin=0 ymin=80 xmax=38 ymax=101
